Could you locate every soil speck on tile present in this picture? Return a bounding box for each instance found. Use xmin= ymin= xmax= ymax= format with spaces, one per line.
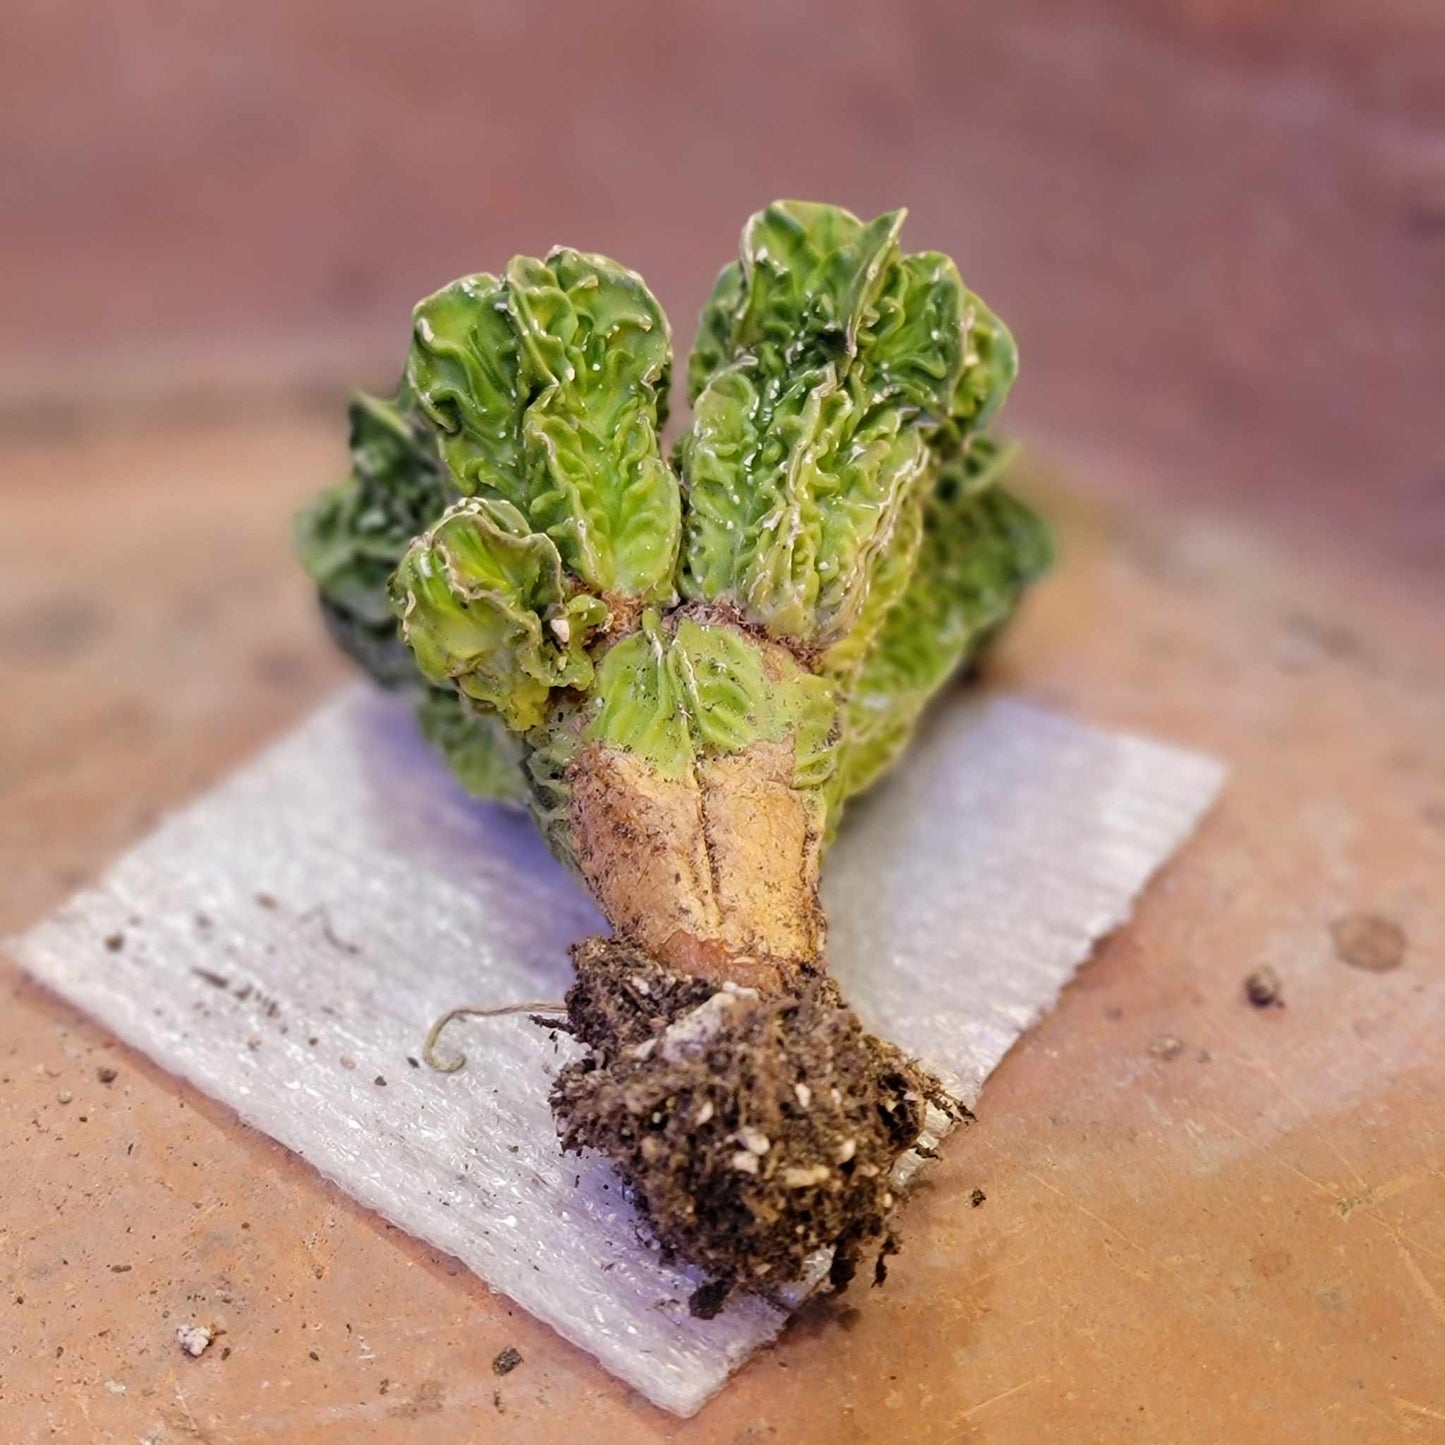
xmin=1244 ymin=966 xmax=1283 ymax=1007
xmin=687 ymin=1279 xmax=730 ymax=1320
xmin=1148 ymin=1035 xmax=1185 ymax=1060
xmin=492 ymin=1345 xmax=523 ymax=1376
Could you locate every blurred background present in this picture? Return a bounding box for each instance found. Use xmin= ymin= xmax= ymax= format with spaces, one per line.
xmin=4 ymin=0 xmax=1442 ymax=569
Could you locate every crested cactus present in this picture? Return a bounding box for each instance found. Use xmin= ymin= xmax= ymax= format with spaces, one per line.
xmin=297 ymin=201 xmax=1050 ymax=1304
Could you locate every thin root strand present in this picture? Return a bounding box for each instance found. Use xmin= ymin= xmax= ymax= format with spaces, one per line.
xmin=423 ymin=1001 xmax=568 ymax=1073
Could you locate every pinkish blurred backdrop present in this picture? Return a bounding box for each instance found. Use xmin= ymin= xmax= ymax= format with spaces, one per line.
xmin=3 ymin=0 xmax=1442 ymax=571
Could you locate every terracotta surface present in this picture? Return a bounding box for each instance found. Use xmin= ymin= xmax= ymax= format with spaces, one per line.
xmin=1 ymin=417 xmax=1441 ymax=1442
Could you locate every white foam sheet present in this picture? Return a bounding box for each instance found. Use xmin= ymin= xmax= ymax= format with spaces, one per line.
xmin=9 ymin=687 xmax=1222 ymax=1416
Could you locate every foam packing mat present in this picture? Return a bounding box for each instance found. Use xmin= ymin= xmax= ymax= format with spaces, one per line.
xmin=9 ymin=686 xmax=1223 ymax=1416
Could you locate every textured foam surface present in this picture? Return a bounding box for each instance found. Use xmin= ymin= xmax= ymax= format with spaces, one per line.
xmin=8 ymin=687 xmax=1222 ymax=1416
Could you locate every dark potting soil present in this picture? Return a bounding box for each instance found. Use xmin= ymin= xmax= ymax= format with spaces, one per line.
xmin=549 ymin=937 xmax=952 ymax=1313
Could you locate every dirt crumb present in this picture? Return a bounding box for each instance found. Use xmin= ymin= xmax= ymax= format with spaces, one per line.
xmin=550 ymin=937 xmax=950 ymax=1293
xmin=104 ymin=932 xmax=125 ymax=953
xmin=872 ymin=1233 xmax=900 ymax=1286
xmin=1148 ymin=1035 xmax=1185 ymax=1061
xmin=96 ymin=1065 xmax=118 ymax=1084
xmin=492 ymin=1345 xmax=523 ymax=1376
xmin=970 ymin=1188 xmax=987 ymax=1208
xmin=1331 ymin=914 xmax=1406 ymax=973
xmin=688 ymin=1278 xmax=730 ymax=1319
xmin=1244 ymin=966 xmax=1283 ymax=1007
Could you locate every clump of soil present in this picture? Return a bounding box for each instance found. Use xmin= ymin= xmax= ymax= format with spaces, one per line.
xmin=1244 ymin=965 xmax=1283 ymax=1007
xmin=492 ymin=1345 xmax=523 ymax=1376
xmin=549 ymin=937 xmax=949 ymax=1313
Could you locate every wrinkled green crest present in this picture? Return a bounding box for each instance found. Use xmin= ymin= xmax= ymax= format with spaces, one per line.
xmin=391 ymin=497 xmax=608 ymax=731
xmin=296 ymin=202 xmax=1049 ymax=848
xmin=831 ymin=436 xmax=1052 ymax=813
xmin=415 ymin=688 xmax=528 ymax=806
xmin=407 ymin=251 xmax=680 ymax=602
xmin=678 ymin=201 xmax=1018 ymax=649
xmin=295 ymin=388 xmax=457 ymax=687
xmin=585 ymin=612 xmax=837 ymax=788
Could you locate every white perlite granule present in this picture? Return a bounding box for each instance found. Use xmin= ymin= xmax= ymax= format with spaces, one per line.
xmin=175 ymin=1324 xmax=215 ymax=1359
xmin=8 ymin=686 xmax=1221 ymax=1416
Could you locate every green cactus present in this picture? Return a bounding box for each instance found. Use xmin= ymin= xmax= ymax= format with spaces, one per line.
xmin=390 ymin=497 xmax=608 ymax=731
xmin=295 ymin=386 xmax=532 ymax=806
xmin=407 ymin=254 xmax=678 ymax=600
xmin=295 ymin=387 xmax=454 ymax=687
xmin=300 ymin=203 xmax=1046 ymax=855
xmin=414 ymin=687 xmax=528 ymax=807
xmin=296 ymin=200 xmax=1051 ymax=1297
xmin=831 ymin=436 xmax=1052 ymax=810
xmin=584 ymin=611 xmax=838 ymax=787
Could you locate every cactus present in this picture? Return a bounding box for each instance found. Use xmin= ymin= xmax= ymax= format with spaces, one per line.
xmin=297 ymin=202 xmax=1049 ymax=1304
